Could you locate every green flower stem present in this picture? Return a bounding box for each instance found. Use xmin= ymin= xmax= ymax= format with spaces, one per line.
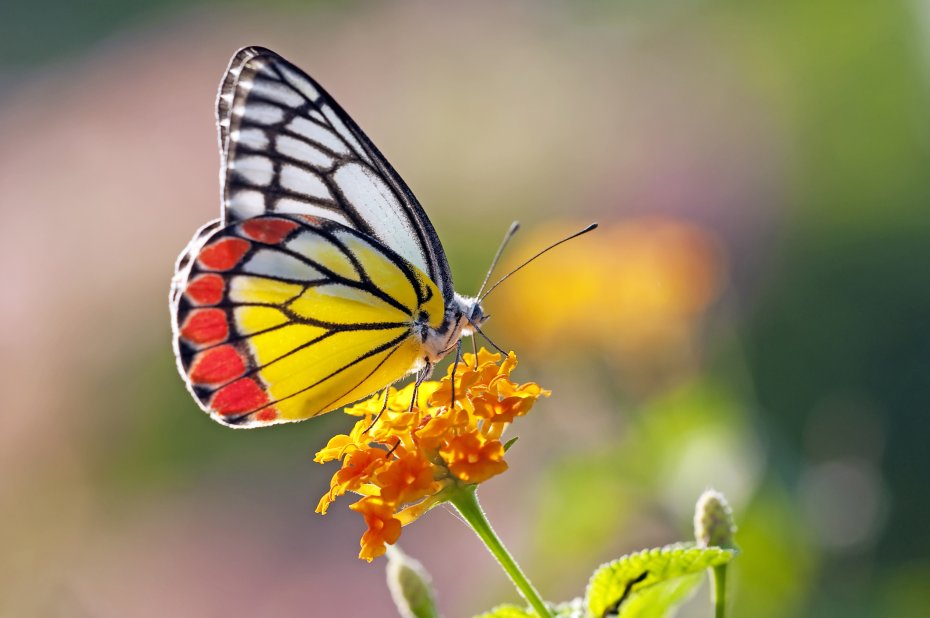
xmin=447 ymin=486 xmax=552 ymax=618
xmin=712 ymin=564 xmax=728 ymax=618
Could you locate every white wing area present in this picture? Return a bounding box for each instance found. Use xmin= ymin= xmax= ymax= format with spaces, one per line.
xmin=215 ymin=46 xmax=454 ymax=303
xmin=332 ymin=162 xmax=430 ymax=277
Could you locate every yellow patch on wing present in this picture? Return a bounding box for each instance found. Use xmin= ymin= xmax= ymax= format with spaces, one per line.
xmin=234 ymin=306 xmax=290 ymax=335
xmin=341 ymin=235 xmax=419 ymax=311
xmin=263 ymin=329 xmax=423 ymax=420
xmin=229 ymin=275 xmax=303 ymax=305
xmin=419 ymin=278 xmax=445 ymax=329
xmin=287 ymin=232 xmax=359 ymax=281
xmin=247 ymin=323 xmax=330 ymax=368
xmin=289 ymin=284 xmax=412 ymax=324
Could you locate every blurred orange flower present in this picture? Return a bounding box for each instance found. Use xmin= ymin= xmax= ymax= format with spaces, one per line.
xmin=315 ymin=349 xmax=549 ymax=561
xmin=495 ymin=217 xmax=726 ymax=392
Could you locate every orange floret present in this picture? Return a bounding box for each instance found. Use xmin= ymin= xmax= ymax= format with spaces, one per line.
xmin=350 ymin=497 xmax=402 ymax=562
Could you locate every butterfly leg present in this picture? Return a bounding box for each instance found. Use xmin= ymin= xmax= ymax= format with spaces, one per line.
xmin=376 ymin=387 xmax=402 ymax=457
xmin=409 ymin=363 xmax=432 ymax=412
xmin=381 ymin=385 xmax=390 ymax=412
xmin=364 ymin=387 xmax=392 ymax=433
xmin=450 ymin=338 xmax=463 ymax=408
xmin=464 ymin=312 xmax=506 ymax=356
xmin=474 ymin=324 xmax=507 ymax=355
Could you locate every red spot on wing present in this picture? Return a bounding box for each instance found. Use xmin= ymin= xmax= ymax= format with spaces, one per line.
xmin=180 ymin=309 xmax=228 ymax=345
xmin=211 ymin=378 xmax=269 ymax=416
xmin=241 ymin=218 xmax=299 ymax=244
xmin=255 ymin=408 xmax=279 ymax=422
xmin=189 ymin=344 xmax=245 ymax=385
xmin=295 ymin=214 xmax=323 ymax=226
xmin=185 ymin=273 xmax=225 ymax=305
xmin=198 ymin=237 xmax=251 ymax=271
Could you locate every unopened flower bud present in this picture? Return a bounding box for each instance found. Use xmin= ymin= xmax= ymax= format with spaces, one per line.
xmin=386 ymin=546 xmax=440 ymax=618
xmin=694 ymin=489 xmax=737 ymax=549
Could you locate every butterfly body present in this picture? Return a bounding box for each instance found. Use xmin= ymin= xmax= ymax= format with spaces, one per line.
xmin=170 ymin=47 xmax=485 ymax=427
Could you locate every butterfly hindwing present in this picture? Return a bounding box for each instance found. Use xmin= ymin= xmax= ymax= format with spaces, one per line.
xmin=171 ymin=214 xmax=445 ymax=427
xmin=217 ymin=46 xmax=454 ymax=304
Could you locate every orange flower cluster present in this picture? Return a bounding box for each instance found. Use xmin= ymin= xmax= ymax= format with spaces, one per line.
xmin=314 ymin=349 xmax=549 ymax=561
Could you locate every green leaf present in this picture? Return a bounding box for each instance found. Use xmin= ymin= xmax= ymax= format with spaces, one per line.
xmin=585 ymin=544 xmax=736 ymax=618
xmin=503 ymin=436 xmax=519 ymax=452
xmin=473 ymin=599 xmax=583 ymax=618
xmin=474 ymin=604 xmax=534 ymax=618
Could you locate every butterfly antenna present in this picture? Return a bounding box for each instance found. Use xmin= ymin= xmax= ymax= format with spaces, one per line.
xmin=475 ymin=221 xmax=520 ymax=299
xmin=478 ymin=223 xmax=599 ymax=302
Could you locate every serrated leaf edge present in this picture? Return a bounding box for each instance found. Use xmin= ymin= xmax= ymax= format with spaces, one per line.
xmin=584 ymin=543 xmax=737 ymax=615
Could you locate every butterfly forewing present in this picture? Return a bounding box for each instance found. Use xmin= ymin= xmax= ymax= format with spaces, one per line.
xmin=217 ymin=46 xmax=454 ymax=304
xmin=171 ymin=214 xmax=445 ymax=427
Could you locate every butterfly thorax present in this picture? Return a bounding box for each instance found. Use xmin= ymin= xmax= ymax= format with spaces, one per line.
xmin=420 ymin=293 xmax=487 ymax=364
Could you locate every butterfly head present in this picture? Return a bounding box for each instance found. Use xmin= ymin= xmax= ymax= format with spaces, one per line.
xmin=468 ymin=299 xmax=489 ymax=333
xmin=454 ymin=293 xmax=488 ymax=337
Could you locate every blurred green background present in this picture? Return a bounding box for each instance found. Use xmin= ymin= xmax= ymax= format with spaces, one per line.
xmin=1 ymin=1 xmax=928 ymax=616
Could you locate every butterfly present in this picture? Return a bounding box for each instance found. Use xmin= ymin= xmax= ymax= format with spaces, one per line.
xmin=170 ymin=47 xmax=488 ymax=428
